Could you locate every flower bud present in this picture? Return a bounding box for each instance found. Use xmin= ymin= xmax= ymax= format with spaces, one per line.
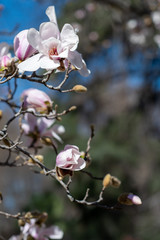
xmin=0 ymin=110 xmax=3 ymax=119
xmin=0 ymin=55 xmax=12 ymax=68
xmin=41 ymin=137 xmax=53 ymax=146
xmin=103 ymin=174 xmax=111 ymax=188
xmin=72 ymin=85 xmax=87 ymax=93
xmin=110 ymin=176 xmax=121 ymax=188
xmin=28 ymin=155 xmax=44 ymax=165
xmin=118 ymin=193 xmax=142 ymax=205
xmin=14 ymin=29 xmax=36 ymax=61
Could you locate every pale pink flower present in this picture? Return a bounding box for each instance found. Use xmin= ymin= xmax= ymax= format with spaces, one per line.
xmin=21 ymin=88 xmax=52 ymax=113
xmin=22 ymin=113 xmax=65 ymax=146
xmin=0 ymin=42 xmax=12 ymax=69
xmin=56 ymin=144 xmax=86 ymax=171
xmin=21 ymin=219 xmax=63 ymax=240
xmin=18 ymin=6 xmax=90 ymax=76
xmin=14 ymin=29 xmax=37 ymax=61
xmin=127 ymin=193 xmax=142 ymax=205
xmin=0 ymin=55 xmax=12 ymax=68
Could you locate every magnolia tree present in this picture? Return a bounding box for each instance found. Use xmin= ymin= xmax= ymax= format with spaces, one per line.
xmin=0 ymin=6 xmax=142 ymax=240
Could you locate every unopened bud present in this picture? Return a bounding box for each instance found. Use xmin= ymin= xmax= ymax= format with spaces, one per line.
xmin=110 ymin=176 xmax=121 ymax=188
xmin=28 ymin=155 xmax=44 ymax=165
xmin=72 ymin=85 xmax=87 ymax=93
xmin=118 ymin=193 xmax=142 ymax=206
xmin=34 ymin=155 xmax=44 ymax=163
xmin=41 ymin=137 xmax=52 ymax=146
xmin=0 ymin=110 xmax=3 ymax=119
xmin=103 ymin=174 xmax=111 ymax=188
xmin=69 ymin=106 xmax=77 ymax=111
xmin=18 ymin=219 xmax=25 ymax=226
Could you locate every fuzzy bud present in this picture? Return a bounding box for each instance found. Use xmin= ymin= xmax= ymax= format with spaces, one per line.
xmin=103 ymin=174 xmax=111 ymax=188
xmin=0 ymin=110 xmax=3 ymax=119
xmin=110 ymin=176 xmax=121 ymax=188
xmin=72 ymin=85 xmax=87 ymax=93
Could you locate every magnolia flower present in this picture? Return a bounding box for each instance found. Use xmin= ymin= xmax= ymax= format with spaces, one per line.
xmin=21 ymin=88 xmax=53 ymax=113
xmin=56 ymin=144 xmax=86 ymax=171
xmin=22 ymin=219 xmax=63 ymax=240
xmin=22 ymin=113 xmax=65 ymax=146
xmin=9 ymin=219 xmax=63 ymax=240
xmin=14 ymin=29 xmax=37 ymax=61
xmin=18 ymin=6 xmax=90 ymax=76
xmin=0 ymin=42 xmax=12 ymax=69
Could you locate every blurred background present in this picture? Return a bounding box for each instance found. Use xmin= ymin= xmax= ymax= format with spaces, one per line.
xmin=1 ymin=0 xmax=160 ymax=239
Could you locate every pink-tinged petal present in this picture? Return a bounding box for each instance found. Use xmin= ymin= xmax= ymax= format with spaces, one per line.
xmin=61 ymin=24 xmax=79 ymax=51
xmin=56 ymin=149 xmax=73 ymax=166
xmin=1 ymin=55 xmax=11 ymax=67
xmin=46 ymin=6 xmax=58 ymax=25
xmin=57 ymin=48 xmax=69 ymax=59
xmin=68 ymin=51 xmax=83 ymax=69
xmin=14 ymin=30 xmax=36 ymax=60
xmin=40 ymin=22 xmax=59 ymax=41
xmin=18 ymin=53 xmax=42 ymax=72
xmin=64 ymin=144 xmax=79 ymax=151
xmin=21 ymin=123 xmax=30 ymax=135
xmin=51 ymin=130 xmax=63 ymax=143
xmin=39 ymin=55 xmax=60 ymax=70
xmin=27 ymin=28 xmax=41 ymax=50
xmin=41 ymin=37 xmax=60 ymax=55
xmin=71 ymin=157 xmax=86 ymax=171
xmin=40 ymin=226 xmax=63 ymax=239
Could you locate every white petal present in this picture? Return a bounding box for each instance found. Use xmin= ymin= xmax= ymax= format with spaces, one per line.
xmin=46 ymin=6 xmax=58 ymax=25
xmin=18 ymin=53 xmax=42 ymax=72
xmin=27 ymin=28 xmax=41 ymax=50
xmin=68 ymin=51 xmax=83 ymax=69
xmin=78 ymin=59 xmax=91 ymax=77
xmin=61 ymin=24 xmax=79 ymax=51
xmin=39 ymin=22 xmax=60 ymax=40
xmin=39 ymin=55 xmax=60 ymax=70
xmin=72 ymin=158 xmax=86 ymax=171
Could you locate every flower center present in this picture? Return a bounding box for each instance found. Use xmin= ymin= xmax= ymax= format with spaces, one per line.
xmin=49 ymin=47 xmax=58 ymax=58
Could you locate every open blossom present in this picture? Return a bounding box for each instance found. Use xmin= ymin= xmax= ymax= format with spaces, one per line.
xmin=21 ymin=88 xmax=53 ymax=113
xmin=18 ymin=6 xmax=90 ymax=76
xmin=9 ymin=219 xmax=63 ymax=240
xmin=56 ymin=144 xmax=86 ymax=171
xmin=14 ymin=29 xmax=37 ymax=61
xmin=22 ymin=219 xmax=63 ymax=240
xmin=0 ymin=42 xmax=12 ymax=69
xmin=22 ymin=113 xmax=65 ymax=146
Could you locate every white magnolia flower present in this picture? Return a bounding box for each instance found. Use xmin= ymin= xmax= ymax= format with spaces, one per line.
xmin=18 ymin=6 xmax=90 ymax=76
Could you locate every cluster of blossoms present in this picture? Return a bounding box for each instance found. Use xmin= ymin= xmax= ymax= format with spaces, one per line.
xmin=0 ymin=5 xmax=90 ymax=76
xmin=0 ymin=4 xmax=143 ymax=239
xmin=20 ymin=87 xmax=86 ymax=173
xmin=21 ymin=88 xmax=65 ymax=148
xmin=9 ymin=212 xmax=63 ymax=240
